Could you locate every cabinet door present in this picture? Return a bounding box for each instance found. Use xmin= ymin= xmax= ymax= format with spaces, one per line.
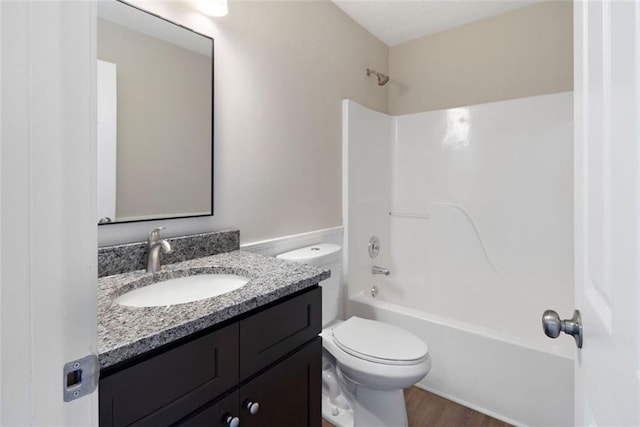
xmin=100 ymin=324 xmax=238 ymax=426
xmin=178 ymin=391 xmax=239 ymax=427
xmin=239 ymin=338 xmax=321 ymax=427
xmin=240 ymin=287 xmax=321 ymax=380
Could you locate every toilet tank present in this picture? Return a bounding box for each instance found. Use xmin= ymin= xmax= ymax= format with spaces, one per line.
xmin=276 ymin=243 xmax=342 ymax=327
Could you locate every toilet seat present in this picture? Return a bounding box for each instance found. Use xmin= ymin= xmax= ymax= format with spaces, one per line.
xmin=332 ymin=317 xmax=429 ymax=366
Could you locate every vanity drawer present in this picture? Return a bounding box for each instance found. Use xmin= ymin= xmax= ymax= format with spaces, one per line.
xmin=177 ymin=390 xmax=239 ymax=427
xmin=99 ymin=323 xmax=238 ymax=427
xmin=239 ymin=286 xmax=321 ymax=379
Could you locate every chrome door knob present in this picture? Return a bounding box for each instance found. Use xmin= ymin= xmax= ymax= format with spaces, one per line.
xmin=223 ymin=415 xmax=240 ymax=427
xmin=542 ymin=309 xmax=583 ymax=348
xmin=244 ymin=400 xmax=260 ymax=415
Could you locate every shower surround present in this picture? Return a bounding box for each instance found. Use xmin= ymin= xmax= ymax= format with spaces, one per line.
xmin=343 ymin=92 xmax=574 ymax=426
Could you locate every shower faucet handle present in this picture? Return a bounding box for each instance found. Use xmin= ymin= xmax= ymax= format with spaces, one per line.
xmin=372 ymin=265 xmax=390 ymax=276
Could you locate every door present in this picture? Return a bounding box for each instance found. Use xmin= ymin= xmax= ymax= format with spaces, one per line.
xmin=0 ymin=0 xmax=98 ymax=424
xmin=574 ymin=1 xmax=640 ymax=424
xmin=97 ymin=60 xmax=118 ymax=224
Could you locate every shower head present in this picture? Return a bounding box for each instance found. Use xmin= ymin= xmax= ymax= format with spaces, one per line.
xmin=367 ymin=68 xmax=390 ymax=86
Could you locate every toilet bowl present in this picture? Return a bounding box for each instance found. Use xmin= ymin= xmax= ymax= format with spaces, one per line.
xmin=321 ymin=318 xmax=431 ymax=426
xmin=277 ymin=244 xmax=431 ymax=427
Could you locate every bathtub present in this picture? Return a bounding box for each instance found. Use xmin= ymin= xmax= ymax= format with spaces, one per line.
xmin=347 ymin=291 xmax=574 ymax=427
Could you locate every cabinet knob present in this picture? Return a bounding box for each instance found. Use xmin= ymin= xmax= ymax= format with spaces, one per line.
xmin=244 ymin=400 xmax=260 ymax=415
xmin=223 ymin=415 xmax=240 ymax=427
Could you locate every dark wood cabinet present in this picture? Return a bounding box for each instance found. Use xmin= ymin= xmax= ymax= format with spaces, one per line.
xmin=178 ymin=391 xmax=239 ymax=427
xmin=239 ymin=338 xmax=321 ymax=427
xmin=100 ymin=287 xmax=321 ymax=427
xmin=180 ymin=338 xmax=321 ymax=427
xmin=239 ymin=287 xmax=322 ymax=380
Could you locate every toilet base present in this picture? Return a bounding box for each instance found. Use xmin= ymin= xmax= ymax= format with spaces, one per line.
xmin=322 ymin=393 xmax=353 ymax=427
xmin=353 ymin=387 xmax=407 ymax=427
xmin=322 ymin=386 xmax=408 ymax=427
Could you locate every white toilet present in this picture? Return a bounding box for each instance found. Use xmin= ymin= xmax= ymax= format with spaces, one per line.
xmin=277 ymin=243 xmax=431 ymax=427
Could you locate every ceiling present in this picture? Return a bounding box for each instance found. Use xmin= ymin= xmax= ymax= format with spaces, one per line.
xmin=331 ymin=0 xmax=539 ymax=46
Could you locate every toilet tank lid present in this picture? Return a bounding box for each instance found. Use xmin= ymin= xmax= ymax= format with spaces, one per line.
xmin=276 ymin=243 xmax=341 ymax=266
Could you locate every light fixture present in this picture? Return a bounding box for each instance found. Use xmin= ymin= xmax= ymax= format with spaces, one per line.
xmin=197 ymin=0 xmax=228 ymax=17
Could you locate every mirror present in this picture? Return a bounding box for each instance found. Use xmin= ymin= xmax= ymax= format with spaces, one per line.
xmin=97 ymin=0 xmax=213 ymax=224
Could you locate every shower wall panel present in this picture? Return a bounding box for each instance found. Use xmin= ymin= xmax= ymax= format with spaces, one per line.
xmin=342 ymin=100 xmax=392 ymax=298
xmin=389 ymin=92 xmax=574 ymax=355
xmin=343 ymin=93 xmax=575 ymax=425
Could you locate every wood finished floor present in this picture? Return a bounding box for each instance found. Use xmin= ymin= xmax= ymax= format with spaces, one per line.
xmin=321 ymin=387 xmax=512 ymax=427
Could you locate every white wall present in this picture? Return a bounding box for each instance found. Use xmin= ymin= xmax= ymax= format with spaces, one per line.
xmin=342 ymin=100 xmax=392 ymax=298
xmin=344 ymin=92 xmax=574 ymax=355
xmin=389 ymin=92 xmax=574 ymax=354
xmin=98 ymin=0 xmax=388 ymax=247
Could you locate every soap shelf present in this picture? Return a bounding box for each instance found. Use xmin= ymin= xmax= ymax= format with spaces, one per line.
xmin=389 ymin=211 xmax=430 ymax=219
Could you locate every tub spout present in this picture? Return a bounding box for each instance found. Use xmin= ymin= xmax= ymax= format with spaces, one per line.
xmin=372 ymin=265 xmax=390 ymax=276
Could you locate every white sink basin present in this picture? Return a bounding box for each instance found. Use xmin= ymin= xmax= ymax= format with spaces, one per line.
xmin=115 ymin=274 xmax=250 ymax=308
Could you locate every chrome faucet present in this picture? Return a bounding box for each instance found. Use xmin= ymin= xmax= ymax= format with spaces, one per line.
xmin=372 ymin=265 xmax=390 ymax=276
xmin=146 ymin=227 xmax=172 ymax=275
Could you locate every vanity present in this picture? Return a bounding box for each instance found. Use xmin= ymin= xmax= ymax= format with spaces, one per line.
xmin=98 ymin=230 xmax=327 ymax=426
xmin=94 ymin=2 xmax=325 ymax=424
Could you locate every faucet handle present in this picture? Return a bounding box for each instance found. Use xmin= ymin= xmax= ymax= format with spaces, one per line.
xmin=148 ymin=227 xmax=166 ymax=243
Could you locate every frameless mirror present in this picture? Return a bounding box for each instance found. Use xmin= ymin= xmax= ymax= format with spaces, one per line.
xmin=97 ymin=0 xmax=213 ymax=224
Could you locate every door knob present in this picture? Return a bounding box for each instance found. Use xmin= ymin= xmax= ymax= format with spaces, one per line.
xmin=542 ymin=309 xmax=583 ymax=348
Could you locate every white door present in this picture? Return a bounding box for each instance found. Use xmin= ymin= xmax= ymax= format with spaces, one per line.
xmin=97 ymin=60 xmax=118 ymax=223
xmin=0 ymin=1 xmax=98 ymax=424
xmin=574 ymin=1 xmax=640 ymax=425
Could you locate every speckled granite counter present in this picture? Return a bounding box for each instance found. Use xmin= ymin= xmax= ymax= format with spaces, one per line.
xmin=98 ymin=250 xmax=329 ymax=369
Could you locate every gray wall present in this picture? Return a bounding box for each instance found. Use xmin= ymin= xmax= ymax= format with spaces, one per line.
xmin=98 ymin=0 xmax=388 ymax=245
xmin=388 ymin=1 xmax=573 ymax=114
xmin=98 ymin=1 xmax=572 ymax=247
xmin=98 ymin=18 xmax=212 ymax=220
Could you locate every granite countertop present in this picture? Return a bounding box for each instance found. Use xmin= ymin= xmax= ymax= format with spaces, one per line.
xmin=98 ymin=250 xmax=329 ymax=369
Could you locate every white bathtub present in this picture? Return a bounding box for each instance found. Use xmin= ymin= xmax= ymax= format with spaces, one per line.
xmin=347 ymin=291 xmax=574 ymax=427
